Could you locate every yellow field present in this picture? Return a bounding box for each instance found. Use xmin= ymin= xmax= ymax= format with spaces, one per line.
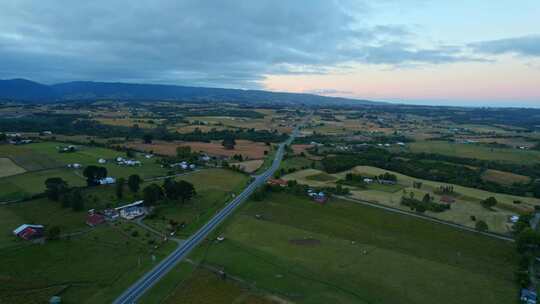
xmin=0 ymin=158 xmax=26 ymax=178
xmin=230 ymin=159 xmax=264 ymax=173
xmin=481 ymin=169 xmax=531 ymax=185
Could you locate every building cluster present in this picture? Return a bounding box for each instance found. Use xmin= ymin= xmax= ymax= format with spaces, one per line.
xmin=169 ymin=161 xmax=196 ymax=170
xmin=85 ymin=200 xmax=147 ymax=227
xmin=115 ymin=157 xmax=141 ymax=166
xmin=307 ymin=189 xmax=328 ymax=204
xmin=12 ymin=224 xmax=44 ymax=241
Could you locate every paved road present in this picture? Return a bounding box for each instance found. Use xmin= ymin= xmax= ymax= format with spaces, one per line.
xmin=113 ymin=127 xmax=299 ymax=304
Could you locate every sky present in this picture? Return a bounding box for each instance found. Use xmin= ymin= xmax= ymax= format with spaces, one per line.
xmin=0 ymin=1 xmax=539 ymax=107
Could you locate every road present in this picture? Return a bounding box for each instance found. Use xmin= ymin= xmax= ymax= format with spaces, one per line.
xmin=113 ymin=127 xmax=299 ymax=304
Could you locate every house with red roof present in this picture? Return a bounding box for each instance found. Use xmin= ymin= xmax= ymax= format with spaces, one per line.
xmin=13 ymin=224 xmax=44 ymax=240
xmin=86 ymin=211 xmax=106 ymax=227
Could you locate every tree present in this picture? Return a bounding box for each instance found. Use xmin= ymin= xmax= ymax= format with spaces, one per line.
xmin=83 ymin=166 xmax=107 ymax=186
xmin=44 ymin=177 xmax=69 ymax=201
xmin=126 ymin=149 xmax=135 ymax=158
xmin=481 ymin=197 xmax=498 ymax=209
xmin=128 ymin=174 xmax=142 ymax=193
xmin=221 ymin=137 xmax=236 ymax=150
xmin=46 ymin=226 xmax=61 ymax=240
xmin=143 ymin=184 xmax=163 ymax=206
xmin=143 ymin=134 xmax=153 ymax=144
xmin=0 ymin=132 xmax=6 ymax=142
xmin=176 ymin=146 xmax=192 ymax=159
xmin=475 ymin=220 xmax=488 ymax=231
xmin=422 ymin=193 xmax=431 ymax=203
xmin=162 ymin=179 xmax=196 ymax=203
xmin=116 ymin=177 xmax=126 ymax=199
xmin=70 ymin=188 xmax=85 ymax=211
xmin=177 ymin=180 xmax=196 ymax=203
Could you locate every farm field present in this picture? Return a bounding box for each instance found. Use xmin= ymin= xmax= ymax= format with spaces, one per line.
xmin=231 ymin=159 xmax=264 ymax=173
xmin=127 ymin=140 xmax=270 ymax=159
xmin=0 ymin=157 xmax=26 ymax=177
xmin=184 ymin=192 xmax=517 ymax=304
xmin=143 ymin=268 xmax=278 ymax=304
xmin=481 ymin=169 xmax=531 ymax=185
xmin=0 ymin=190 xmax=177 ymax=303
xmin=283 ymin=166 xmax=540 ymax=233
xmin=408 ymin=140 xmax=540 ymax=164
xmin=0 ymin=142 xmax=169 ymax=201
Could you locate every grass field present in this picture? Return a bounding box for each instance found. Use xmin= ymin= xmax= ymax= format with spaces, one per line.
xmin=143 ymin=169 xmax=250 ymax=237
xmin=0 ymin=157 xmax=26 ymax=177
xmin=0 ymin=193 xmax=177 ymax=303
xmin=283 ymin=166 xmax=539 ymax=233
xmin=127 ymin=140 xmax=269 ymax=159
xmin=305 ymin=172 xmax=336 ymax=182
xmin=408 ymin=140 xmax=540 ymax=164
xmin=231 ymin=159 xmax=264 ymax=173
xmin=0 ymin=142 xmax=169 ymax=201
xmin=481 ymin=169 xmax=531 ymax=185
xmin=149 ymin=268 xmax=278 ymax=304
xmin=183 ymin=192 xmax=518 ymax=304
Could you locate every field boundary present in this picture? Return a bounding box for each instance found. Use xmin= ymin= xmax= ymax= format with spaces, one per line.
xmin=335 ymin=195 xmax=515 ymax=242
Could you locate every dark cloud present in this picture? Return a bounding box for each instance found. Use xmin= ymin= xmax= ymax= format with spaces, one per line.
xmin=0 ymin=0 xmax=475 ymax=87
xmin=469 ymin=35 xmax=540 ymax=57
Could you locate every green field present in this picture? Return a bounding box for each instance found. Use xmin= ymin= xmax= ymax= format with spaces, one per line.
xmin=0 ymin=142 xmax=169 ymax=201
xmin=408 ymin=140 xmax=540 ymax=164
xmin=181 ymin=192 xmax=518 ymax=304
xmin=0 ymin=195 xmax=176 ymax=303
xmin=0 ymin=168 xmax=247 ymax=303
xmin=143 ymin=169 xmax=250 ymax=237
xmin=305 ymin=172 xmax=336 ymax=182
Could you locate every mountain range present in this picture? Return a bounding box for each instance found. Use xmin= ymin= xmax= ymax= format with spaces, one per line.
xmin=0 ymin=79 xmax=382 ymax=105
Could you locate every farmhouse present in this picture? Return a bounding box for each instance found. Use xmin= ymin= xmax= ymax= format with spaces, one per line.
xmin=267 ymin=178 xmax=288 ymax=187
xmin=98 ymin=158 xmax=107 ymax=164
xmin=115 ymin=200 xmax=146 ymax=220
xmin=13 ymin=224 xmax=44 ymax=240
xmin=440 ymin=196 xmax=456 ymax=204
xmin=99 ymin=177 xmax=116 ymax=185
xmin=67 ymin=163 xmax=82 ymax=169
xmin=86 ymin=210 xmax=106 ymax=227
xmin=521 ymin=289 xmax=537 ymax=304
xmin=103 ymin=208 xmax=120 ymax=221
xmin=308 ymin=190 xmax=328 ymax=204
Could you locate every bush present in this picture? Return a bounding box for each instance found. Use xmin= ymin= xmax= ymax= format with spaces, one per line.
xmin=475 ymin=220 xmax=488 ymax=231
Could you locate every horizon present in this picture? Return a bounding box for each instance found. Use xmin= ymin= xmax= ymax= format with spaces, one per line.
xmin=1 ymin=1 xmax=539 ymax=107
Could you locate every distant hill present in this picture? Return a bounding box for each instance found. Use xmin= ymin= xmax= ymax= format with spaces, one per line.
xmin=0 ymin=79 xmax=57 ymax=101
xmin=0 ymin=79 xmax=382 ymax=105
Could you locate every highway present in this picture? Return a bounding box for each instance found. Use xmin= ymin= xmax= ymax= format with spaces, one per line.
xmin=113 ymin=127 xmax=299 ymax=304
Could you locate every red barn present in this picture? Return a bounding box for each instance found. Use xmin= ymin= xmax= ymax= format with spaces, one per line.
xmin=13 ymin=224 xmax=44 ymax=240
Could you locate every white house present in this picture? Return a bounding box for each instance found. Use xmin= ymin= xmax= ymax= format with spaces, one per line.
xmin=99 ymin=177 xmax=116 ymax=185
xmin=115 ymin=200 xmax=146 ymax=220
xmin=98 ymin=158 xmax=107 ymax=164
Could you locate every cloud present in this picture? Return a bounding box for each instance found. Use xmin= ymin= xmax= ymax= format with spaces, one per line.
xmin=0 ymin=1 xmax=477 ymax=88
xmin=469 ymin=35 xmax=540 ymax=57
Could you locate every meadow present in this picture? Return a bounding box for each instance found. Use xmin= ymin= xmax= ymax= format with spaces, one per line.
xmin=283 ymin=166 xmax=539 ymax=233
xmin=408 ymin=140 xmax=540 ymax=164
xmin=180 ymin=192 xmax=519 ymax=304
xmin=0 ymin=194 xmax=177 ymax=303
xmin=0 ymin=142 xmax=169 ymax=201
